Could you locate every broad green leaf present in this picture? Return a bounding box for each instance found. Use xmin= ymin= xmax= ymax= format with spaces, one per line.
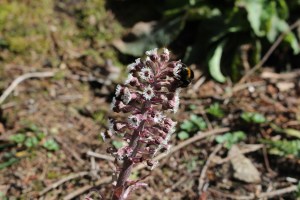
xmin=269 ymin=16 xmax=289 ymax=42
xmin=208 ymin=42 xmax=226 ymax=83
xmin=241 ymin=0 xmax=264 ymax=36
xmin=277 ymin=0 xmax=289 ymax=19
xmin=284 ymin=32 xmax=300 ymax=54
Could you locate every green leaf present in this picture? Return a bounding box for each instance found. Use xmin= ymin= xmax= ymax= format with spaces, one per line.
xmin=215 ymin=133 xmax=230 ymax=144
xmin=284 ymin=32 xmax=300 ymax=55
xmin=190 ymin=114 xmax=207 ymax=130
xmin=241 ymin=112 xmax=266 ymax=123
xmin=242 ymin=0 xmax=264 ymax=36
xmin=277 ymin=0 xmax=289 ymax=19
xmin=251 ymin=113 xmax=266 ymax=123
xmin=37 ymin=132 xmax=45 ymax=140
xmin=208 ymin=42 xmax=226 ymax=83
xmin=43 ymin=139 xmax=60 ymax=151
xmin=188 ymin=104 xmax=197 ymax=110
xmin=261 ymin=139 xmax=300 ymax=158
xmin=10 ymin=134 xmax=26 ymax=144
xmin=180 ymin=120 xmax=195 ymax=132
xmin=283 ymin=128 xmax=300 ymax=139
xmin=178 ymin=131 xmax=190 ymax=140
xmin=270 ymin=124 xmax=300 ymax=139
xmin=0 ymin=157 xmax=19 ymax=170
xmin=186 ymin=157 xmax=197 ymax=172
xmin=216 ymin=131 xmax=246 ymax=149
xmin=28 ymin=123 xmax=39 ymax=133
xmin=206 ymin=103 xmax=225 ymax=118
xmin=24 ymin=137 xmax=39 ymax=148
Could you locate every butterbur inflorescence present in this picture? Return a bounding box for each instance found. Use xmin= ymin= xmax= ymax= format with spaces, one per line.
xmin=108 ymin=48 xmax=191 ymax=200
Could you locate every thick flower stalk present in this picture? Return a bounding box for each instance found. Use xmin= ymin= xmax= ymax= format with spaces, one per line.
xmin=108 ymin=48 xmax=187 ymax=200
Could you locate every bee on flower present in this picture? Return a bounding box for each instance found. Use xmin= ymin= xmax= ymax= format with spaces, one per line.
xmin=108 ymin=48 xmax=193 ymax=200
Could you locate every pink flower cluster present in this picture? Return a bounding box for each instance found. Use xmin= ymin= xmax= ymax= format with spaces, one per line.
xmin=108 ymin=48 xmax=185 ymax=199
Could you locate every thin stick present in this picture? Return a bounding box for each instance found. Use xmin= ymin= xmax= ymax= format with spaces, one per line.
xmin=238 ymin=20 xmax=300 ymax=85
xmin=262 ymin=145 xmax=274 ymax=174
xmin=39 ymin=171 xmax=89 ymax=196
xmin=257 ymin=185 xmax=297 ymax=199
xmin=208 ymin=188 xmax=255 ymax=200
xmin=198 ymin=144 xmax=222 ymax=194
xmin=87 ymin=151 xmax=115 ymax=161
xmin=0 ymin=71 xmax=55 ymax=104
xmin=63 ymin=177 xmax=112 ymax=200
xmin=63 ymin=128 xmax=230 ymax=199
xmin=208 ymin=185 xmax=298 ymax=200
xmin=153 ymin=127 xmax=229 ymax=163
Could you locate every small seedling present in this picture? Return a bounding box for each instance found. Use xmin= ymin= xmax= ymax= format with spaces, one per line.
xmin=241 ymin=112 xmax=266 ymax=124
xmin=215 ymin=131 xmax=246 ymax=149
xmin=10 ymin=134 xmax=26 ymax=144
xmin=6 ymin=124 xmax=60 ymax=170
xmin=43 ymin=139 xmax=60 ymax=151
xmin=24 ymin=137 xmax=39 ymax=148
xmin=206 ymin=103 xmax=224 ymax=118
xmin=178 ymin=114 xmax=207 ymax=140
xmin=261 ymin=139 xmax=300 ymax=158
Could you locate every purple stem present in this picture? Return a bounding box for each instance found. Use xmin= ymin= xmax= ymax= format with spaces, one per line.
xmin=111 ymin=121 xmax=145 ymax=200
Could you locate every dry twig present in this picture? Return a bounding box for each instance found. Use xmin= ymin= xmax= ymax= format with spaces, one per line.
xmin=198 ymin=144 xmax=222 ymax=194
xmin=87 ymin=151 xmax=114 ymax=161
xmin=63 ymin=177 xmax=112 ymax=200
xmin=258 ymin=185 xmax=298 ymax=199
xmin=208 ymin=188 xmax=255 ymax=200
xmin=39 ymin=171 xmax=89 ymax=196
xmin=208 ymin=185 xmax=298 ymax=200
xmin=0 ymin=71 xmax=55 ymax=104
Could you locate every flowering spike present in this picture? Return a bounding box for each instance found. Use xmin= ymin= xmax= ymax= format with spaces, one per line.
xmin=109 ymin=48 xmax=193 ymax=200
